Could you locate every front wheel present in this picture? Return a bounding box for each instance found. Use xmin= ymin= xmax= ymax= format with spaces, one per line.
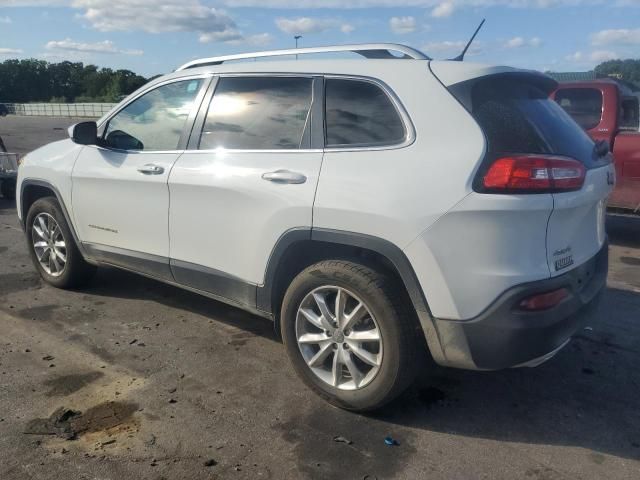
xmin=281 ymin=260 xmax=418 ymax=411
xmin=26 ymin=196 xmax=96 ymax=288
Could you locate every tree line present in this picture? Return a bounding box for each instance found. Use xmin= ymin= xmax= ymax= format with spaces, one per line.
xmin=0 ymin=59 xmax=150 ymax=103
xmin=1 ymin=57 xmax=638 ymax=104
xmin=594 ymin=59 xmax=640 ymax=90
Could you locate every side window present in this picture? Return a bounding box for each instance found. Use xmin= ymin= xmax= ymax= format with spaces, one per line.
xmin=199 ymin=77 xmax=313 ymax=150
xmin=554 ymin=88 xmax=603 ymax=131
xmin=104 ymin=79 xmax=204 ymax=151
xmin=325 ymin=78 xmax=406 ymax=148
xmin=620 ymin=96 xmax=639 ymax=131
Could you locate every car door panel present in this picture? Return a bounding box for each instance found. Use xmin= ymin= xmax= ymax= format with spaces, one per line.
xmin=168 ymin=75 xmax=322 ymax=304
xmin=72 ymin=147 xmax=178 ymax=259
xmin=169 ymin=150 xmax=322 ymax=286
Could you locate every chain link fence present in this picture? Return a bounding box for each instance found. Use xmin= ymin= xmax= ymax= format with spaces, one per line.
xmin=0 ymin=103 xmax=117 ymax=118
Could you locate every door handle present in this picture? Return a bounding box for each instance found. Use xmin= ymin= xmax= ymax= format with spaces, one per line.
xmin=261 ymin=169 xmax=307 ymax=184
xmin=137 ymin=164 xmax=165 ymax=175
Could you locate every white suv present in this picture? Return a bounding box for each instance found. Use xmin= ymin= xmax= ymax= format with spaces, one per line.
xmin=17 ymin=44 xmax=613 ymax=411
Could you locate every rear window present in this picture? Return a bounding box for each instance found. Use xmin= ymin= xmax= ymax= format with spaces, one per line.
xmin=471 ymin=77 xmax=596 ymax=165
xmin=554 ymin=88 xmax=603 ymax=130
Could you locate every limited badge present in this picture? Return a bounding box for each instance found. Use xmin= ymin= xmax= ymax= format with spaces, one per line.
xmin=553 ymin=246 xmax=574 ymax=271
xmin=555 ymin=255 xmax=574 ymax=271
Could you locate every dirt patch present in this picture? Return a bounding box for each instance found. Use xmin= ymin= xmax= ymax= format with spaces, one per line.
xmin=620 ymin=256 xmax=640 ymax=266
xmin=0 ymin=271 xmax=41 ymax=296
xmin=43 ymin=372 xmax=105 ymax=396
xmin=24 ymin=401 xmax=138 ymax=440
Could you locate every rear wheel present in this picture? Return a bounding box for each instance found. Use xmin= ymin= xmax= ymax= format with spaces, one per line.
xmin=281 ymin=260 xmax=417 ymax=411
xmin=26 ymin=197 xmax=95 ymax=288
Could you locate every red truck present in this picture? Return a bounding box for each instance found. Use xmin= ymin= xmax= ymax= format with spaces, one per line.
xmin=552 ymin=79 xmax=640 ymax=212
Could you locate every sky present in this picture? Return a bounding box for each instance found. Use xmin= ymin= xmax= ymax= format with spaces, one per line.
xmin=0 ymin=0 xmax=639 ymax=77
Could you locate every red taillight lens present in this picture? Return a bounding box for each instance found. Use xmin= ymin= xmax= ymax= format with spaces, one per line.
xmin=482 ymin=155 xmax=586 ymax=193
xmin=518 ymin=288 xmax=569 ymax=311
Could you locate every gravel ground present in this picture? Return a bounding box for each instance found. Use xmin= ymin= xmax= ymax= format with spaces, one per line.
xmin=0 ymin=115 xmax=639 ymax=479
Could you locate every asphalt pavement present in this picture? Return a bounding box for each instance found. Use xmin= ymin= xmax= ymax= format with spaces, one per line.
xmin=0 ymin=115 xmax=639 ymax=479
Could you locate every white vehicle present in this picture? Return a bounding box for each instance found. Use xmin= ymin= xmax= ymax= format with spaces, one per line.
xmin=17 ymin=44 xmax=613 ymax=411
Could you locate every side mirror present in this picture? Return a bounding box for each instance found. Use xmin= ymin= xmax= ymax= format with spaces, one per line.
xmin=69 ymin=121 xmax=98 ymax=145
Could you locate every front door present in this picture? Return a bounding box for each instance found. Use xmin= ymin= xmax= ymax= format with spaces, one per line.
xmin=168 ymin=75 xmax=322 ymax=306
xmin=72 ymin=77 xmax=208 ymax=278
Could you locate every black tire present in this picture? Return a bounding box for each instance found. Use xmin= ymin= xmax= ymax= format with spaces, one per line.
xmin=1 ymin=179 xmax=16 ymax=200
xmin=281 ymin=260 xmax=418 ymax=411
xmin=26 ymin=196 xmax=96 ymax=288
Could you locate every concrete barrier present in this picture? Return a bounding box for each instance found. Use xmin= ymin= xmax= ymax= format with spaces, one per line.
xmin=0 ymin=103 xmax=117 ymax=118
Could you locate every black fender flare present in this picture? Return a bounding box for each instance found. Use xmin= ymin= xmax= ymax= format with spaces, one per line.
xmin=20 ymin=178 xmax=89 ymax=259
xmin=257 ymin=227 xmax=431 ymax=316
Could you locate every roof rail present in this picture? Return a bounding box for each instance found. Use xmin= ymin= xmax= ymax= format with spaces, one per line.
xmin=176 ymin=43 xmax=430 ymax=71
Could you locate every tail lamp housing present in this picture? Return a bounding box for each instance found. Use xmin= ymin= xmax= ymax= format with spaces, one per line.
xmin=477 ymin=155 xmax=586 ymax=194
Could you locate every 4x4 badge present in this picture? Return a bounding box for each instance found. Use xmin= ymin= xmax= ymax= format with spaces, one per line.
xmin=607 ymin=171 xmax=615 ymax=186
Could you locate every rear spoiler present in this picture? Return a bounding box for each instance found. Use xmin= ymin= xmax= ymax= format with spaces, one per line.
xmin=434 ymin=69 xmax=558 ymax=112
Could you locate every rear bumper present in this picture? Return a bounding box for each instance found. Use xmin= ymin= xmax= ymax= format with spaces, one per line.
xmin=426 ymin=241 xmax=608 ymax=370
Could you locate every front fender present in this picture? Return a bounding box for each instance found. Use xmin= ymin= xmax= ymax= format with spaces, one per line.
xmin=17 ymin=139 xmax=83 ymax=221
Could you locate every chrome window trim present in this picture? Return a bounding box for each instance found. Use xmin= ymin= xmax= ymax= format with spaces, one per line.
xmin=323 ymin=75 xmax=416 ymax=152
xmin=184 ymin=148 xmax=324 ymax=154
xmin=184 ymin=72 xmax=415 ymax=153
xmin=81 ymin=145 xmax=186 ymax=155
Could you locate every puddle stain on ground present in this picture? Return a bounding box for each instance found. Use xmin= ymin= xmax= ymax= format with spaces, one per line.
xmin=43 ymin=372 xmax=105 ymax=396
xmin=417 ymin=386 xmax=447 ymax=407
xmin=278 ymin=406 xmax=417 ymax=479
xmin=24 ymin=401 xmax=139 ymax=441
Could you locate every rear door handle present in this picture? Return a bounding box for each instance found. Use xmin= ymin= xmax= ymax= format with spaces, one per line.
xmin=262 ymin=169 xmax=307 ymax=184
xmin=137 ymin=164 xmax=165 ymax=175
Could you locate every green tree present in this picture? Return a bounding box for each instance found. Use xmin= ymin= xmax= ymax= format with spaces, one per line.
xmin=595 ymin=59 xmax=640 ymax=90
xmin=0 ymin=58 xmax=148 ymax=103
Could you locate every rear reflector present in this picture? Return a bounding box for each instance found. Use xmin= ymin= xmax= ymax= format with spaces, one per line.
xmin=518 ymin=288 xmax=569 ymax=311
xmin=482 ymin=155 xmax=586 ymax=193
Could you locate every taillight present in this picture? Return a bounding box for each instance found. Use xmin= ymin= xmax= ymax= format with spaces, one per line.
xmin=518 ymin=288 xmax=569 ymax=311
xmin=481 ymin=155 xmax=586 ymax=193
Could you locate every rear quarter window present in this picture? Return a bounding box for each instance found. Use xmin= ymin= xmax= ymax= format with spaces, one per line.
xmin=554 ymin=88 xmax=603 ymax=131
xmin=324 ymin=78 xmax=406 ymax=148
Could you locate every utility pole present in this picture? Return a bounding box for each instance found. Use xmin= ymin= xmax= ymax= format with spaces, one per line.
xmin=294 ymin=35 xmax=302 ymax=59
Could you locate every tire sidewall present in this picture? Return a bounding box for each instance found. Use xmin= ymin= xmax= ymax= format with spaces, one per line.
xmin=281 ymin=262 xmax=405 ymax=410
xmin=26 ymin=197 xmax=79 ymax=288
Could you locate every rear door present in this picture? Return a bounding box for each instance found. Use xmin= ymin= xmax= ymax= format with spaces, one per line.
xmin=167 ymin=75 xmax=323 ymax=303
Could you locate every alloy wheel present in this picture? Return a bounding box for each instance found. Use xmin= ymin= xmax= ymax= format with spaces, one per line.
xmin=31 ymin=213 xmax=67 ymax=277
xmin=295 ymin=286 xmax=383 ymax=390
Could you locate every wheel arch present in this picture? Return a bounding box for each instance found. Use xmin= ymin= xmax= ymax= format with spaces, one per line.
xmin=260 ymin=228 xmax=433 ymax=333
xmin=20 ymin=179 xmax=88 ymax=259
